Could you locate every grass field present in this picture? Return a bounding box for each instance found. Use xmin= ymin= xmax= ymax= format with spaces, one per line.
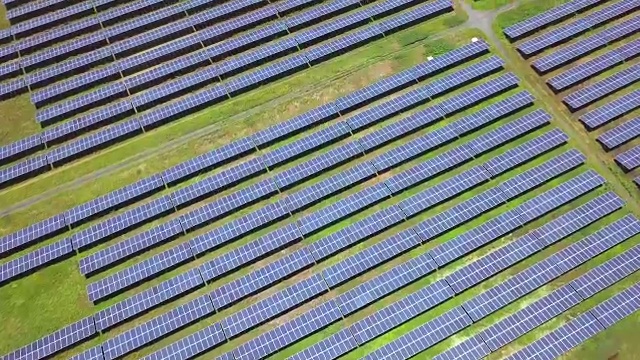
xmin=1 ymin=0 xmax=639 ymax=359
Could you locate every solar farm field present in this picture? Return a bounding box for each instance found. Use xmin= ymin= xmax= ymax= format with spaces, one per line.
xmin=0 ymin=0 xmax=639 ymax=360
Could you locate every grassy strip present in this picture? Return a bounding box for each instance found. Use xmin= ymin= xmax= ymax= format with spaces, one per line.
xmin=465 ymin=0 xmax=513 ymax=11
xmin=0 ymin=13 xmax=468 ymax=234
xmin=0 ymin=94 xmax=39 ymax=145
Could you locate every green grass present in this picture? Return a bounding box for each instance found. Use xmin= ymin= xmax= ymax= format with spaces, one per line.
xmin=0 ymin=2 xmax=9 ymax=29
xmin=466 ymin=0 xmax=513 ymax=11
xmin=494 ymin=0 xmax=572 ymax=33
xmin=0 ymin=94 xmax=39 ymax=145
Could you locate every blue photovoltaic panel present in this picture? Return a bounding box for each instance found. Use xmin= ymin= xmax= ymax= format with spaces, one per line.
xmin=0 ymin=134 xmax=42 ymax=165
xmin=120 ymin=41 xmax=206 ymax=84
xmin=479 ymin=285 xmax=583 ymax=352
xmin=288 ymin=329 xmax=358 ymax=360
xmin=349 ymin=279 xmax=454 ymax=345
xmin=0 ymin=154 xmax=49 ymax=187
xmin=210 ymin=248 xmax=314 ymax=309
xmin=548 ymin=39 xmax=640 ymax=93
xmin=160 ymin=137 xmax=256 ymax=185
xmin=261 ymin=121 xmax=351 ymax=168
xmin=142 ymin=323 xmax=226 ymax=360
xmin=378 ymin=0 xmax=453 ymax=34
xmin=224 ymin=54 xmax=309 ymax=95
xmin=198 ymin=224 xmax=302 ymax=280
xmin=26 ymin=48 xmax=114 ymax=88
xmin=615 ymin=145 xmax=640 ymax=172
xmin=0 ymin=214 xmax=66 ymax=257
xmin=590 ymin=281 xmax=640 ymax=328
xmin=309 ymin=204 xmax=405 ymax=261
xmin=273 ymin=140 xmax=363 ymax=189
xmin=579 ymin=88 xmax=640 ymax=130
xmin=0 ymin=239 xmax=72 ymax=285
xmin=531 ymin=16 xmax=640 ymax=74
xmin=101 ymin=295 xmax=214 ymax=360
xmin=505 ymin=312 xmax=604 ymax=360
xmin=221 ymin=273 xmax=327 ymax=338
xmin=16 ymin=16 xmax=99 ymax=54
xmin=285 ymin=0 xmax=360 ymax=29
xmin=4 ymin=316 xmax=96 ymax=360
xmin=70 ymin=195 xmax=174 ymax=250
xmin=433 ymin=335 xmax=491 ymax=360
xmin=93 ymin=268 xmax=204 ymax=331
xmin=436 ymin=72 xmax=519 ymax=117
xmin=503 ymin=0 xmax=606 ymax=39
xmin=304 ymin=25 xmax=383 ymax=62
xmin=46 ymin=119 xmax=142 ymax=166
xmin=322 ymin=228 xmax=421 ymax=288
xmin=188 ymin=199 xmax=290 ymax=256
xmin=86 ymin=242 xmax=193 ymax=302
xmin=41 ymin=100 xmax=133 ymax=145
xmin=251 ymin=103 xmax=339 ymax=147
xmin=563 ymin=63 xmax=640 ymax=111
xmin=79 ymin=217 xmax=184 ymax=276
xmin=363 ymin=307 xmax=472 ymax=360
xmin=335 ymin=252 xmax=437 ymax=316
xmin=516 ymin=0 xmax=638 ymax=56
xmin=597 ymin=116 xmax=640 ymax=150
xmin=217 ymin=37 xmax=299 ymax=78
xmin=69 ymin=346 xmax=104 ymax=360
xmin=568 ymin=243 xmax=640 ymax=300
xmin=65 ymin=173 xmax=165 ymax=226
xmin=170 ymin=157 xmax=266 ymax=207
xmin=232 ymin=300 xmax=343 ymax=360
xmin=297 ymin=182 xmax=391 ymax=235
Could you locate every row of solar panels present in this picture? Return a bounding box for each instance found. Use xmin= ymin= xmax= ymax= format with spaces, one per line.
xmin=0 ymin=35 xmax=483 ymax=264
xmin=0 ymin=65 xmax=519 ymax=290
xmin=0 ymin=0 xmax=455 ymax=191
xmin=83 ymin=80 xmax=533 ymax=305
xmin=503 ymin=0 xmax=609 ymax=40
xmin=2 ymin=119 xmax=584 ymax=360
xmin=77 ymin=89 xmax=550 ymax=341
xmin=515 ymin=0 xmax=638 ymax=58
xmin=32 ymin=0 xmax=446 ymax=125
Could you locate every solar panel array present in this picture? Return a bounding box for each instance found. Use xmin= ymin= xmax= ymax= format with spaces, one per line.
xmin=0 ymin=0 xmax=456 ymax=189
xmin=563 ymin=63 xmax=640 ymax=112
xmin=597 ymin=116 xmax=640 ymax=150
xmin=615 ymin=145 xmax=640 ymax=172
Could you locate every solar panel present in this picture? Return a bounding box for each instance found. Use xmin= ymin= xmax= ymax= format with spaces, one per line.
xmin=142 ymin=323 xmax=226 ymax=360
xmin=597 ymin=116 xmax=640 ymax=150
xmin=224 ymin=54 xmax=309 ymax=95
xmin=505 ymin=312 xmax=604 ymax=360
xmin=288 ymin=329 xmax=358 ymax=360
xmin=503 ymin=0 xmax=606 ymax=40
xmin=335 ymin=252 xmax=437 ymax=316
xmin=70 ymin=195 xmax=174 ymax=250
xmin=160 ymin=137 xmax=256 ymax=185
xmin=217 ymin=37 xmax=299 ymax=78
xmin=0 ymin=134 xmax=43 ymax=166
xmin=120 ymin=41 xmax=206 ymax=84
xmin=21 ymin=30 xmax=106 ymax=73
xmin=232 ymin=300 xmax=342 ymax=360
xmin=0 ymin=239 xmax=72 ymax=285
xmin=480 ymin=285 xmax=583 ymax=352
xmin=581 ymin=88 xmax=640 ymax=130
xmin=46 ymin=119 xmax=142 ymax=166
xmin=363 ymin=306 xmax=472 ymax=360
xmin=261 ymin=121 xmax=351 ymax=168
xmin=563 ymin=63 xmax=640 ymax=111
xmin=548 ymin=39 xmax=640 ymax=93
xmin=499 ymin=149 xmax=586 ymax=199
xmin=297 ymin=182 xmax=391 ymax=235
xmin=0 ymin=154 xmax=49 ymax=187
xmin=93 ymin=268 xmax=203 ymax=331
xmin=26 ymin=48 xmax=113 ymax=88
xmin=65 ymin=173 xmax=165 ymax=227
xmin=4 ymin=316 xmax=96 ymax=360
xmin=568 ymin=243 xmax=640 ymax=300
xmin=517 ymin=0 xmax=638 ymax=56
xmin=285 ymin=0 xmax=360 ymax=30
xmin=69 ymin=346 xmax=104 ymax=360
xmin=188 ymin=199 xmax=290 ymax=256
xmin=615 ymin=145 xmax=640 ymax=172
xmin=170 ymin=157 xmax=266 ymax=207
xmin=590 ymin=281 xmax=640 ymax=328
xmin=432 ymin=335 xmax=491 ymax=360
xmin=294 ymin=5 xmax=372 ymax=47
xmin=531 ymin=16 xmax=640 ymax=74
xmin=209 ymin=248 xmax=314 ymax=309
xmin=305 ymin=25 xmax=383 ymax=63
xmin=251 ymin=103 xmax=339 ymax=147
xmin=0 ymin=214 xmax=67 ymax=257
xmin=322 ymin=228 xmax=421 ymax=287
xmin=378 ymin=0 xmax=454 ymax=34
xmin=86 ymin=242 xmax=193 ymax=302
xmin=273 ymin=137 xmax=363 ymax=190
xmin=101 ymin=295 xmax=214 ymax=360
xmin=221 ymin=273 xmax=328 ymax=337
xmin=349 ymin=279 xmax=454 ymax=345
